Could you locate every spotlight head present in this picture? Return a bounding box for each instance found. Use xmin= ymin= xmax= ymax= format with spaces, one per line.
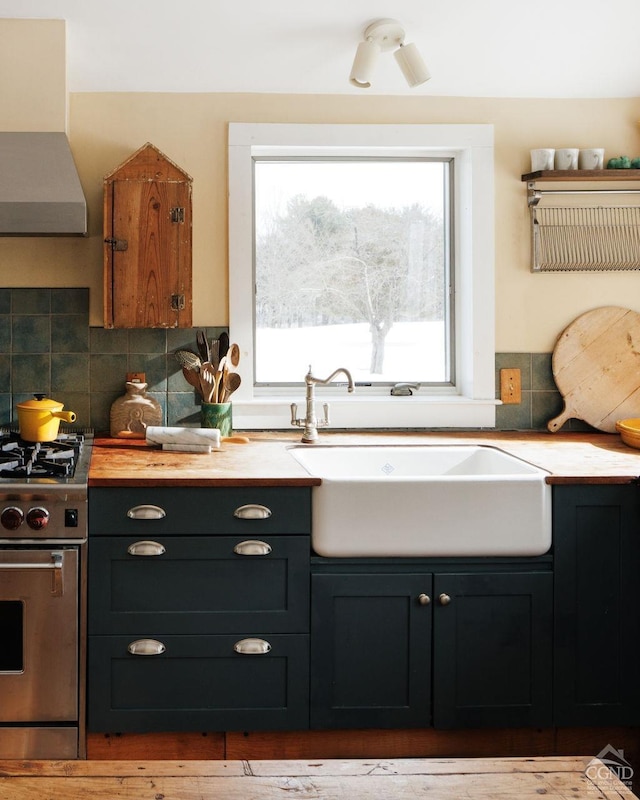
xmin=395 ymin=42 xmax=431 ymax=88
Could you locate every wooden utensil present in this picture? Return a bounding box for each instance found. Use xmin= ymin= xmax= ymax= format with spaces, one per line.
xmin=221 ymin=371 xmax=241 ymax=402
xmin=199 ymin=361 xmax=218 ymax=403
xmin=548 ymin=306 xmax=640 ymax=432
xmin=181 ymin=366 xmax=201 ymax=392
xmin=227 ymin=342 xmax=240 ymax=368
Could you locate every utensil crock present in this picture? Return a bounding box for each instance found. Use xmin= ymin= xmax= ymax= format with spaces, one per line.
xmin=200 ymin=402 xmax=232 ymax=437
xmin=17 ymin=394 xmax=77 ymax=442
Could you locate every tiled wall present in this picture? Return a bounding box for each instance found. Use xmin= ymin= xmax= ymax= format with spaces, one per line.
xmin=494 ymin=352 xmax=590 ymax=432
xmin=0 ymin=287 xmax=579 ymax=433
xmin=0 ymin=288 xmax=226 ymax=432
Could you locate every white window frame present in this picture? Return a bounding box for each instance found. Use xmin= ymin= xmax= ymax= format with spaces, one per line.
xmin=228 ymin=123 xmax=496 ymax=430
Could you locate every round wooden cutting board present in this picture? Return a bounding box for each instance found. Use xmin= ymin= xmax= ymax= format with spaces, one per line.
xmin=548 ymin=306 xmax=640 ymax=433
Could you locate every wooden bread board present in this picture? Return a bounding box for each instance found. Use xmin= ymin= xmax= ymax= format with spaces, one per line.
xmin=549 ymin=306 xmax=640 ymax=432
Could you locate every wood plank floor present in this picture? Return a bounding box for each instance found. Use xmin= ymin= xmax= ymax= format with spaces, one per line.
xmin=0 ymin=757 xmax=635 ymax=799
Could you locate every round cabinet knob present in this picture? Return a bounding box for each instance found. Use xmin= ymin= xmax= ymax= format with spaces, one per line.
xmin=418 ymin=593 xmax=431 ymax=606
xmin=1 ymin=506 xmax=23 ymax=530
xmin=438 ymin=593 xmax=451 ymax=606
xmin=26 ymin=507 xmax=50 ymax=530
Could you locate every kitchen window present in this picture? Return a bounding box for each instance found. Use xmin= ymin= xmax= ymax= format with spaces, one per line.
xmin=228 ymin=123 xmax=496 ymax=430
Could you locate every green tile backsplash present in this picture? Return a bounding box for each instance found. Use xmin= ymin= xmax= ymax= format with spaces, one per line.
xmin=0 ymin=288 xmax=578 ymax=433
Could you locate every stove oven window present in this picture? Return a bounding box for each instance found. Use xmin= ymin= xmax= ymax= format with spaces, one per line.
xmin=0 ymin=601 xmax=23 ymax=671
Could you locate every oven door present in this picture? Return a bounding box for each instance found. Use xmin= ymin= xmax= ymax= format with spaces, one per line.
xmin=0 ymin=548 xmax=78 ymax=721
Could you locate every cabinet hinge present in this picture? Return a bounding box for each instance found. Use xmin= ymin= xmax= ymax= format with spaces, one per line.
xmin=171 ymin=294 xmax=186 ymax=311
xmin=170 ymin=207 xmax=185 ymax=223
xmin=104 ymin=237 xmax=128 ymax=251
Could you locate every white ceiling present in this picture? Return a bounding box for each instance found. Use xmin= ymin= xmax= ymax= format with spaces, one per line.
xmin=2 ymin=0 xmax=639 ymax=98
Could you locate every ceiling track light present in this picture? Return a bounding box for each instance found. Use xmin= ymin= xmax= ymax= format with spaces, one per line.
xmin=349 ymin=18 xmax=430 ymax=89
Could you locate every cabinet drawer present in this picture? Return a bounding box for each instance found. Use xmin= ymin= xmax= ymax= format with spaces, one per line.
xmin=89 ymin=535 xmax=309 ymax=634
xmin=88 ymin=633 xmax=309 ymax=733
xmin=89 ymin=487 xmax=311 ymax=536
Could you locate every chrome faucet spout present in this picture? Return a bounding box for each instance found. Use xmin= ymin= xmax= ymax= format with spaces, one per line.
xmin=291 ymin=365 xmax=354 ymax=443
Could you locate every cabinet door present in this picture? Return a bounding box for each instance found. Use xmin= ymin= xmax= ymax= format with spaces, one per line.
xmin=310 ymin=573 xmax=431 ymax=729
xmin=88 ymin=633 xmax=308 ymax=732
xmin=89 ymin=535 xmax=309 ymax=634
xmin=554 ymin=485 xmax=640 ymax=726
xmin=433 ymin=571 xmax=553 ymax=729
xmin=106 ymin=178 xmax=192 ymax=328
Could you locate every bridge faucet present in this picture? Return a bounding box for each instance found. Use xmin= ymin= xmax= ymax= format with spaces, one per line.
xmin=290 ymin=365 xmax=354 ymax=443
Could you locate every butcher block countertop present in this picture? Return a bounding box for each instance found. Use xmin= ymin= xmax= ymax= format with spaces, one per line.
xmin=0 ymin=757 xmax=634 ymax=799
xmin=88 ymin=430 xmax=640 ymax=486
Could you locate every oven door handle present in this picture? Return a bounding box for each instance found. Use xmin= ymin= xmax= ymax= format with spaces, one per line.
xmin=0 ymin=552 xmax=64 ymax=595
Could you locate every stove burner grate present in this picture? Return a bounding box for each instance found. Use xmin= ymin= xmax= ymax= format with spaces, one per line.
xmin=0 ymin=432 xmax=84 ymax=480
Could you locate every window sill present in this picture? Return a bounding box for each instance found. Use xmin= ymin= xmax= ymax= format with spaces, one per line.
xmin=232 ymin=396 xmax=499 ymax=431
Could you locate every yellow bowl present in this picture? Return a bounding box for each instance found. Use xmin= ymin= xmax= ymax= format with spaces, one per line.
xmin=615 ymin=418 xmax=640 ymax=449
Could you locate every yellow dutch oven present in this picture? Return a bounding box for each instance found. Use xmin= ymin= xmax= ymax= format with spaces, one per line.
xmin=17 ymin=394 xmax=77 ymax=442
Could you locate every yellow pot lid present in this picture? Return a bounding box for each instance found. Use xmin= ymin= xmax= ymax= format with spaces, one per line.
xmin=17 ymin=394 xmax=64 ymax=411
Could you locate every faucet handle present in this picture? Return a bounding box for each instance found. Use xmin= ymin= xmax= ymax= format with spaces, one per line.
xmin=317 ymin=403 xmax=330 ymax=428
xmin=290 ymin=403 xmax=301 ymax=427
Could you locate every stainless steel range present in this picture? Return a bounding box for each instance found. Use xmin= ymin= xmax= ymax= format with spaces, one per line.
xmin=0 ymin=431 xmax=90 ymax=759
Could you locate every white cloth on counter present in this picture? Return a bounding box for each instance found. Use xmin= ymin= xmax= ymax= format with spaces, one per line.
xmin=146 ymin=426 xmax=221 ymax=450
xmin=162 ymin=443 xmax=213 ymax=453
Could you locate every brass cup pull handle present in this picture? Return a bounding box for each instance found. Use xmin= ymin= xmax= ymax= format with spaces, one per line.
xmin=233 ymin=504 xmax=272 ymax=520
xmin=233 ymin=638 xmax=272 ymax=655
xmin=418 ymin=593 xmax=431 ymax=605
xmin=233 ymin=540 xmax=272 ymax=556
xmin=127 ymin=540 xmax=166 ymax=557
xmin=439 ymin=593 xmax=452 ymax=606
xmin=127 ymin=504 xmax=167 ymax=520
xmin=127 ymin=639 xmax=166 ymax=656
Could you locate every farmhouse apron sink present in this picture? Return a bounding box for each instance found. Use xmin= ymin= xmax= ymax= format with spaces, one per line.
xmin=289 ymin=444 xmax=551 ymax=557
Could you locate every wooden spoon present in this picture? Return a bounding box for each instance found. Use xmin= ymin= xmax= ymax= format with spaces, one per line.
xmin=221 ymin=371 xmax=241 ymax=402
xmin=227 ymin=342 xmax=240 ymax=369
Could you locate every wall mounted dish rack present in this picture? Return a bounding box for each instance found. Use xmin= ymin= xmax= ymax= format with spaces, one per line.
xmin=522 ymin=170 xmax=640 ymax=272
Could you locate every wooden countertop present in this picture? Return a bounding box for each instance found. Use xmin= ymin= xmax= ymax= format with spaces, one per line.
xmin=88 ymin=430 xmax=640 ymax=487
xmin=0 ymin=757 xmax=634 ymax=799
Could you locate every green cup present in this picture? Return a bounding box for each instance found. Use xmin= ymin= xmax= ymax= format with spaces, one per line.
xmin=200 ymin=402 xmax=232 ymax=437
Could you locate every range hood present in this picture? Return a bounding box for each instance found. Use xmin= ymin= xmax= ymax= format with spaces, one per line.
xmin=0 ymin=132 xmax=87 ymax=236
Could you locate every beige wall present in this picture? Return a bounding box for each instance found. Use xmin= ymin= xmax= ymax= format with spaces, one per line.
xmin=1 ymin=20 xmax=639 ymax=352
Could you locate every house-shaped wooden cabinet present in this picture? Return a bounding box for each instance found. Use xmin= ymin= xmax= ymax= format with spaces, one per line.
xmin=103 ymin=143 xmax=193 ymax=328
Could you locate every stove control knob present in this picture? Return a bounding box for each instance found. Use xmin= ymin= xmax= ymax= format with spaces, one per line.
xmin=26 ymin=507 xmax=50 ymax=530
xmin=1 ymin=506 xmax=24 ymax=530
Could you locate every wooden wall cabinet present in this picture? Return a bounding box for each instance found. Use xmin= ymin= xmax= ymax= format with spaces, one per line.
xmin=103 ymin=143 xmax=193 ymax=328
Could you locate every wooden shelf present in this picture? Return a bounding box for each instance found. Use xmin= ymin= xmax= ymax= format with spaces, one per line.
xmin=522 ymin=169 xmax=640 ymax=182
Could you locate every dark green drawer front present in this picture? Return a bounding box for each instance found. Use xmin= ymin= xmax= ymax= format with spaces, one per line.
xmin=89 ymin=487 xmax=311 ymax=536
xmin=89 ymin=535 xmax=310 ymax=634
xmin=88 ymin=633 xmax=309 ymax=732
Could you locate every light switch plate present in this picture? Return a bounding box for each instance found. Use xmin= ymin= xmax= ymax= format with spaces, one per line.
xmin=500 ymin=368 xmax=521 ymax=404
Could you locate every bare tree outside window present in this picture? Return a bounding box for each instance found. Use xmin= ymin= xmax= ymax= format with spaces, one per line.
xmin=254 ymin=159 xmax=450 ymax=385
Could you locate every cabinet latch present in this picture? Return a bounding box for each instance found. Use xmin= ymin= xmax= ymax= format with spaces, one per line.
xmin=104 ymin=237 xmax=128 ymax=251
xmin=171 ymin=294 xmax=186 ymax=311
xmin=170 ymin=207 xmax=185 ymax=223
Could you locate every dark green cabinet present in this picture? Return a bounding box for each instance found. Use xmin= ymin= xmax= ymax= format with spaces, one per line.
xmin=311 ymin=566 xmax=552 ymax=730
xmin=433 ymin=571 xmax=552 ymax=728
xmin=553 ymin=484 xmax=640 ymax=726
xmin=88 ymin=487 xmax=311 ymax=733
xmin=311 ymin=573 xmax=432 ymax=729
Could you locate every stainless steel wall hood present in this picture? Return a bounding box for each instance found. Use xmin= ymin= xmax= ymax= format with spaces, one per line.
xmin=0 ymin=132 xmax=87 ymax=236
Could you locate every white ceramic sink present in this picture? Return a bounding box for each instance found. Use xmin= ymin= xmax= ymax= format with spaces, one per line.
xmin=289 ymin=444 xmax=551 ymax=557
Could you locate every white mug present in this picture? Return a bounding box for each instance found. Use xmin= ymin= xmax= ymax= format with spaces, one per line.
xmin=530 ymin=149 xmax=555 ymax=171
xmin=555 ymin=148 xmax=579 ymax=170
xmin=578 ymin=148 xmax=605 ymax=170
